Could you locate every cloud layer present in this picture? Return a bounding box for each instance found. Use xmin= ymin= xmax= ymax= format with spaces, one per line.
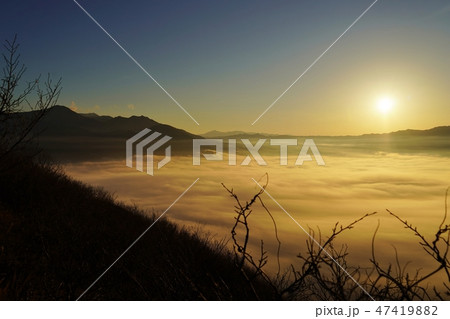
xmin=64 ymin=153 xmax=450 ymax=277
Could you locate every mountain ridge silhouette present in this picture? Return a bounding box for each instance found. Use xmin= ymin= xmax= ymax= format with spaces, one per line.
xmin=31 ymin=105 xmax=202 ymax=140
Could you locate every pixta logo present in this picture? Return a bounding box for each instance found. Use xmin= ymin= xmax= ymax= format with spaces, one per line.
xmin=126 ymin=130 xmax=325 ymax=176
xmin=126 ymin=128 xmax=172 ymax=176
xmin=193 ymin=139 xmax=325 ymax=166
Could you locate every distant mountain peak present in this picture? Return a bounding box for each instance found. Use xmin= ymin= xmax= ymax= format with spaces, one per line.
xmin=201 ymin=130 xmax=267 ymax=138
xmin=35 ymin=105 xmax=202 ymax=140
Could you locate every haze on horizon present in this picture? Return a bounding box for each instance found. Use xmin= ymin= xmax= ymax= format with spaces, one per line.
xmin=2 ymin=0 xmax=449 ymax=136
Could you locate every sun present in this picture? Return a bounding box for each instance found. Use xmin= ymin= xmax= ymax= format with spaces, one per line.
xmin=376 ymin=97 xmax=395 ymax=114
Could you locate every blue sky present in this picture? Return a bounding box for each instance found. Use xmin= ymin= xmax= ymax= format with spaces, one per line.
xmin=1 ymin=0 xmax=449 ymax=135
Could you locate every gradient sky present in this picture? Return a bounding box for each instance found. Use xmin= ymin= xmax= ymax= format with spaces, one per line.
xmin=1 ymin=0 xmax=449 ymax=135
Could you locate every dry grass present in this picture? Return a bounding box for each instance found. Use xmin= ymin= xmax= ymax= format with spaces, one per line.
xmin=0 ymin=155 xmax=273 ymax=300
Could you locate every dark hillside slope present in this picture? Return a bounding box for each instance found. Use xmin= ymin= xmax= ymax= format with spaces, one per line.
xmin=0 ymin=158 xmax=272 ymax=300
